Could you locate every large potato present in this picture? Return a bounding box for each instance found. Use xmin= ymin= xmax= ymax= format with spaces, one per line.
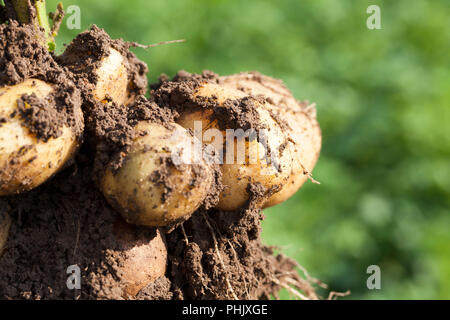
xmin=0 ymin=79 xmax=81 ymax=196
xmin=176 ymin=82 xmax=294 ymax=211
xmin=100 ymin=121 xmax=214 ymax=227
xmin=221 ymin=72 xmax=322 ymax=207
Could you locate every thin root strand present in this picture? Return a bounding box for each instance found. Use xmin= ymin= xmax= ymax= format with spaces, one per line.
xmin=201 ymin=212 xmax=239 ymax=300
xmin=128 ymin=39 xmax=185 ymax=50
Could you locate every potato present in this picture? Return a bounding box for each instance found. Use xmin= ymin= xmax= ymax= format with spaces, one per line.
xmin=106 ymin=218 xmax=167 ymax=298
xmin=176 ymin=82 xmax=294 ymax=211
xmin=58 ymin=26 xmax=148 ymax=107
xmin=61 ymin=47 xmax=131 ymax=106
xmin=93 ymin=48 xmax=131 ymax=105
xmin=0 ymin=79 xmax=81 ymax=196
xmin=0 ymin=211 xmax=11 ymax=256
xmin=220 ymin=72 xmax=322 ymax=208
xmin=100 ymin=121 xmax=214 ymax=227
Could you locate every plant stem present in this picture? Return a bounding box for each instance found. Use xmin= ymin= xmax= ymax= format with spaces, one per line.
xmin=5 ymin=0 xmax=57 ymax=51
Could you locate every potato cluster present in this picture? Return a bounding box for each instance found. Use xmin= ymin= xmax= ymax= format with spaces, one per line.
xmin=0 ymin=27 xmax=321 ymax=226
xmin=0 ymin=22 xmax=164 ymax=297
xmin=0 ymin=3 xmax=321 ymax=297
xmin=99 ymin=71 xmax=321 ymax=224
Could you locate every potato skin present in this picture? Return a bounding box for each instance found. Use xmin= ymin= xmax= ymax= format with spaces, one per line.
xmin=176 ymin=83 xmax=293 ymax=211
xmin=100 ymin=121 xmax=214 ymax=227
xmin=0 ymin=212 xmax=11 ymax=256
xmin=220 ymin=72 xmax=322 ymax=208
xmin=110 ymin=218 xmax=167 ymax=298
xmin=0 ymin=79 xmax=81 ymax=196
xmin=93 ymin=48 xmax=131 ymax=106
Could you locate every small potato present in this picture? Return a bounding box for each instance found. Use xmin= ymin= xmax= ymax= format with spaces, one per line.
xmin=177 ymin=82 xmax=294 ymax=211
xmin=58 ymin=26 xmax=148 ymax=107
xmin=61 ymin=47 xmax=131 ymax=106
xmin=0 ymin=211 xmax=11 ymax=256
xmin=0 ymin=79 xmax=81 ymax=196
xmin=107 ymin=218 xmax=167 ymax=298
xmin=100 ymin=121 xmax=214 ymax=227
xmin=93 ymin=48 xmax=131 ymax=105
xmin=221 ymin=72 xmax=322 ymax=208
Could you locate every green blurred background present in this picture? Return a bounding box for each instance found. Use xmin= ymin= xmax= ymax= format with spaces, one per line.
xmin=49 ymin=0 xmax=449 ymax=299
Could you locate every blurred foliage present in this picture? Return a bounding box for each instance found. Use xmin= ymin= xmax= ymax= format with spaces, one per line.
xmin=48 ymin=0 xmax=449 ymax=299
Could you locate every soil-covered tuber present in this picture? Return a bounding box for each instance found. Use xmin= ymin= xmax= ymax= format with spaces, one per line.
xmin=221 ymin=72 xmax=322 ymax=207
xmin=58 ymin=25 xmax=148 ymax=108
xmin=0 ymin=79 xmax=82 ymax=195
xmin=175 ymin=82 xmax=293 ymax=211
xmin=108 ymin=217 xmax=167 ymax=298
xmin=100 ymin=120 xmax=216 ymax=227
xmin=0 ymin=22 xmax=84 ymax=196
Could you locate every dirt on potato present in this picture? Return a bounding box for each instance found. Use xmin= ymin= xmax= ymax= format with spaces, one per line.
xmin=151 ymin=70 xmax=266 ymax=132
xmin=0 ymin=21 xmax=83 ymax=141
xmin=58 ymin=25 xmax=148 ymax=98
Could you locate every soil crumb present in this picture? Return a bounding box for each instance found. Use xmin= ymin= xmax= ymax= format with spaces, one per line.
xmin=137 ymin=277 xmax=173 ymax=300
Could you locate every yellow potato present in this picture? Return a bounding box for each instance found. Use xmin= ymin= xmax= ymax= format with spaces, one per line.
xmin=93 ymin=48 xmax=132 ymax=106
xmin=100 ymin=121 xmax=214 ymax=227
xmin=177 ymin=82 xmax=294 ymax=211
xmin=59 ymin=26 xmax=147 ymax=107
xmin=0 ymin=79 xmax=81 ymax=196
xmin=221 ymin=72 xmax=322 ymax=208
xmin=107 ymin=218 xmax=167 ymax=299
xmin=0 ymin=211 xmax=11 ymax=256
